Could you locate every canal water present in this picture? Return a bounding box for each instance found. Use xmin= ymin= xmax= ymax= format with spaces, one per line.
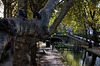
xmin=55 ymin=43 xmax=100 ymax=66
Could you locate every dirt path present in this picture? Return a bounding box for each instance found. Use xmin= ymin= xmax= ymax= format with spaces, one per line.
xmin=37 ymin=43 xmax=64 ymax=66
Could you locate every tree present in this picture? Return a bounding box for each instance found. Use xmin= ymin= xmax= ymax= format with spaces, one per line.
xmin=2 ymin=0 xmax=17 ymax=17
xmin=82 ymin=0 xmax=100 ymax=46
xmin=50 ymin=0 xmax=74 ymax=34
xmin=61 ymin=0 xmax=100 ymax=46
xmin=0 ymin=0 xmax=74 ymax=66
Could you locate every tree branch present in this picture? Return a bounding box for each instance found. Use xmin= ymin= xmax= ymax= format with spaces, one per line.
xmin=0 ymin=0 xmax=60 ymax=46
xmin=50 ymin=0 xmax=74 ymax=34
xmin=38 ymin=0 xmax=59 ymax=35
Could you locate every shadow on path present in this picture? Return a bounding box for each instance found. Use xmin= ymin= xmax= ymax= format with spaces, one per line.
xmin=37 ymin=43 xmax=64 ymax=66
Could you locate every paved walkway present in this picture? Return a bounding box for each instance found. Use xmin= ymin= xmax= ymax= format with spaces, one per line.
xmin=37 ymin=43 xmax=64 ymax=66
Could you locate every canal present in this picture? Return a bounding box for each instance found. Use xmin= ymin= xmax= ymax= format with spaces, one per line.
xmin=53 ymin=42 xmax=100 ymax=66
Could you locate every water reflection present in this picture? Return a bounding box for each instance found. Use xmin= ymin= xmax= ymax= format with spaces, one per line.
xmin=95 ymin=57 xmax=100 ymax=66
xmin=58 ymin=48 xmax=100 ymax=66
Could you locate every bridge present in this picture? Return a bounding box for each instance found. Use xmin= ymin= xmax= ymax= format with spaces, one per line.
xmin=51 ymin=35 xmax=68 ymax=42
xmin=47 ymin=32 xmax=100 ymax=47
xmin=46 ymin=35 xmax=88 ymax=46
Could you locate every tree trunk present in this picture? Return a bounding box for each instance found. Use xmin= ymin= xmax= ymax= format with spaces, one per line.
xmin=50 ymin=0 xmax=74 ymax=34
xmin=6 ymin=1 xmax=11 ymax=17
xmin=88 ymin=29 xmax=91 ymax=41
xmin=30 ymin=42 xmax=37 ymax=66
xmin=13 ymin=0 xmax=60 ymax=65
xmin=24 ymin=0 xmax=27 ymax=17
xmin=0 ymin=0 xmax=75 ymax=65
xmin=85 ymin=29 xmax=88 ymax=42
xmin=13 ymin=36 xmax=34 ymax=66
xmin=93 ymin=28 xmax=98 ymax=46
xmin=4 ymin=0 xmax=6 ymax=18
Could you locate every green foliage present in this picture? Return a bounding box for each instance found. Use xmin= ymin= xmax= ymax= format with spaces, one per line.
xmin=27 ymin=7 xmax=33 ymax=19
xmin=62 ymin=50 xmax=82 ymax=66
xmin=1 ymin=0 xmax=100 ymax=36
xmin=60 ymin=0 xmax=100 ymax=35
xmin=49 ymin=0 xmax=64 ymax=26
xmin=49 ymin=12 xmax=58 ymax=26
xmin=53 ymin=42 xmax=65 ymax=47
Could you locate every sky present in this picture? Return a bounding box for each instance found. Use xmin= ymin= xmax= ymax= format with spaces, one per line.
xmin=0 ymin=0 xmax=4 ymax=18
